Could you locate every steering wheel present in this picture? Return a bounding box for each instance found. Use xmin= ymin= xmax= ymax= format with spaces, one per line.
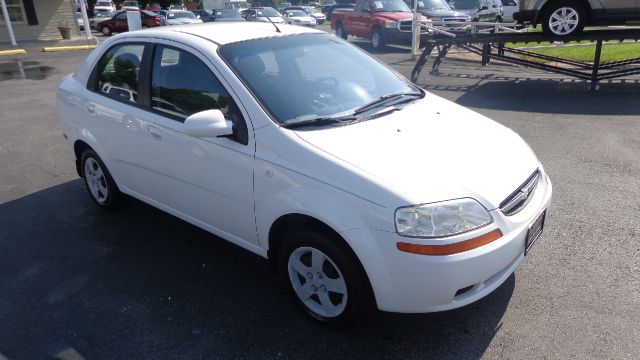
xmin=316 ymin=76 xmax=340 ymax=88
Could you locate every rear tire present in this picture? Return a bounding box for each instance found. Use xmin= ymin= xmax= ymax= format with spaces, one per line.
xmin=371 ymin=27 xmax=386 ymax=51
xmin=279 ymin=230 xmax=372 ymax=328
xmin=101 ymin=25 xmax=112 ymax=36
xmin=336 ymin=22 xmax=348 ymax=39
xmin=541 ymin=1 xmax=586 ymax=36
xmin=80 ymin=149 xmax=124 ymax=210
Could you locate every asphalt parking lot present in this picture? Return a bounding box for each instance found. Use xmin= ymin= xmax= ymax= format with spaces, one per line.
xmin=1 ymin=37 xmax=639 ymax=359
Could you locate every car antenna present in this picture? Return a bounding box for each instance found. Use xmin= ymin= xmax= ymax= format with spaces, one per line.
xmin=265 ymin=15 xmax=281 ymax=33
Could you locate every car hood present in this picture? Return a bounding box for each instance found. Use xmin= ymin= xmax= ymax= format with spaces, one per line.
xmin=376 ymin=11 xmax=416 ymax=21
xmin=458 ymin=8 xmax=479 ymax=15
xmin=292 ymin=94 xmax=539 ymax=208
xmin=420 ymin=9 xmax=469 ymax=18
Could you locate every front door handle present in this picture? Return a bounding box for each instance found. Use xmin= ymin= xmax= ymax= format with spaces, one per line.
xmin=86 ymin=103 xmax=96 ymax=115
xmin=147 ymin=125 xmax=162 ymax=140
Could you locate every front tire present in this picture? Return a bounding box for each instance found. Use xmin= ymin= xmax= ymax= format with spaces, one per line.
xmin=279 ymin=230 xmax=372 ymax=327
xmin=371 ymin=27 xmax=386 ymax=51
xmin=541 ymin=1 xmax=586 ymax=36
xmin=80 ymin=149 xmax=124 ymax=210
xmin=336 ymin=22 xmax=348 ymax=39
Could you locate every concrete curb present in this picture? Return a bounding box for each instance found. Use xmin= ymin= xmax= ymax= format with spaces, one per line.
xmin=42 ymin=45 xmax=97 ymax=52
xmin=0 ymin=49 xmax=27 ymax=56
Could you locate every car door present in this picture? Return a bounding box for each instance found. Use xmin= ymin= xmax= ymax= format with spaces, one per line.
xmin=602 ymin=0 xmax=636 ymax=11
xmin=135 ymin=42 xmax=258 ymax=247
xmin=113 ymin=11 xmax=128 ymax=31
xmin=85 ymin=41 xmax=153 ymax=194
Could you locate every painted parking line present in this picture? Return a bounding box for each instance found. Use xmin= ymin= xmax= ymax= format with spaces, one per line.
xmin=42 ymin=45 xmax=97 ymax=52
xmin=0 ymin=49 xmax=27 ymax=56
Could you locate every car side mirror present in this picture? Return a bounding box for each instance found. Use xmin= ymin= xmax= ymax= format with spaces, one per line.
xmin=184 ymin=109 xmax=233 ymax=138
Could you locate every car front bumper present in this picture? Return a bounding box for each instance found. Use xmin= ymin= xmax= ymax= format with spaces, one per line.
xmin=513 ymin=10 xmax=539 ymax=24
xmin=342 ymin=170 xmax=553 ymax=313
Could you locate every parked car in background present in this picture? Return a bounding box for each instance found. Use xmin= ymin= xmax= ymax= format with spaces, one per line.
xmin=403 ymin=0 xmax=470 ymax=32
xmin=91 ymin=11 xmax=115 ymax=28
xmin=75 ymin=12 xmax=86 ymax=31
xmin=282 ymin=9 xmax=317 ymax=26
xmin=95 ymin=10 xmax=162 ymax=35
xmin=501 ymin=0 xmax=516 ymax=22
xmin=58 ymin=22 xmax=552 ymax=327
xmin=148 ymin=9 xmax=169 ymax=25
xmin=169 ymin=3 xmax=186 ymax=10
xmin=192 ymin=9 xmax=215 ymax=21
xmin=210 ymin=9 xmax=245 ymax=21
xmin=514 ymin=0 xmax=640 ymax=36
xmin=243 ymin=7 xmax=285 ymax=23
xmin=278 ymin=2 xmax=292 ymax=12
xmin=122 ymin=1 xmax=140 ymax=10
xmin=145 ymin=3 xmax=162 ymax=10
xmin=93 ymin=0 xmax=116 ymax=14
xmin=449 ymin=0 xmax=503 ymax=22
xmin=331 ymin=0 xmax=427 ymax=51
xmin=284 ymin=6 xmax=326 ymax=24
xmin=322 ymin=3 xmax=354 ymax=21
xmin=165 ymin=11 xmax=203 ymax=25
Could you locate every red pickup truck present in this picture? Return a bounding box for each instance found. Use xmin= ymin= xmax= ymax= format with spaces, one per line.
xmin=330 ymin=0 xmax=426 ymax=51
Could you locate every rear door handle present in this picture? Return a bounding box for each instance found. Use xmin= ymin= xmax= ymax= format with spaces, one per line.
xmin=148 ymin=125 xmax=162 ymax=140
xmin=86 ymin=103 xmax=96 ymax=115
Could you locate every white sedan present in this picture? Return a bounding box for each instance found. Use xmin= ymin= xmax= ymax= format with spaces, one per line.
xmin=165 ymin=10 xmax=203 ymax=25
xmin=282 ymin=10 xmax=316 ymax=26
xmin=57 ymin=23 xmax=551 ymax=326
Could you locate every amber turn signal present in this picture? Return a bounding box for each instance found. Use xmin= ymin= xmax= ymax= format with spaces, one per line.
xmin=397 ymin=228 xmax=503 ymax=256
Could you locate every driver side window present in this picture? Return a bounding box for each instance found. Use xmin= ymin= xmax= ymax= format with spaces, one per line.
xmin=362 ymin=1 xmax=371 ymax=12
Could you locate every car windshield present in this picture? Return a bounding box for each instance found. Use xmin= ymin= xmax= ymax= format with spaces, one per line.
xmin=219 ymin=33 xmax=420 ymax=126
xmin=255 ymin=7 xmax=279 ymax=16
xmin=216 ymin=10 xmax=242 ymax=17
xmin=414 ymin=0 xmax=451 ymax=10
xmin=373 ymin=0 xmax=411 ymax=12
xmin=168 ymin=11 xmax=196 ymax=18
xmin=96 ymin=1 xmax=111 ymax=6
xmin=450 ymin=0 xmax=478 ymax=9
xmin=286 ymin=10 xmax=307 ymax=16
xmin=123 ymin=1 xmax=138 ymax=6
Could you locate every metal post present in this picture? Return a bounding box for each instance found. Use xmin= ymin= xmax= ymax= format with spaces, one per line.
xmin=411 ymin=0 xmax=420 ymax=59
xmin=0 ymin=0 xmax=17 ymax=46
xmin=591 ymin=39 xmax=603 ymax=91
xmin=78 ymin=0 xmax=92 ymax=40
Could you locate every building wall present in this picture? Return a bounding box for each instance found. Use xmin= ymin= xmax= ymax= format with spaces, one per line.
xmin=0 ymin=0 xmax=80 ymax=42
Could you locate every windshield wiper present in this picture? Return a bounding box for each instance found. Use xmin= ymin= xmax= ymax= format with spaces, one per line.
xmin=354 ymin=92 xmax=423 ymax=115
xmin=281 ymin=114 xmax=357 ymax=129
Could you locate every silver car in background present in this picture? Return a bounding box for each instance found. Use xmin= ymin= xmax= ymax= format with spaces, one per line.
xmin=514 ymin=0 xmax=640 ymax=36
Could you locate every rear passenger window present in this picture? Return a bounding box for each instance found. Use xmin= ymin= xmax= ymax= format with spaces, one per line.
xmin=94 ymin=43 xmax=144 ymax=104
xmin=150 ymin=45 xmax=235 ymax=121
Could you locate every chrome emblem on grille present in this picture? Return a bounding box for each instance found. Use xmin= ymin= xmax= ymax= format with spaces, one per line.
xmin=500 ymin=171 xmax=539 ymax=216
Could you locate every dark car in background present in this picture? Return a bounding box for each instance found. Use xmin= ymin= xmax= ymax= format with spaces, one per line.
xmin=192 ymin=9 xmax=215 ymax=21
xmin=210 ymin=9 xmax=245 ymax=21
xmin=95 ymin=10 xmax=162 ymax=35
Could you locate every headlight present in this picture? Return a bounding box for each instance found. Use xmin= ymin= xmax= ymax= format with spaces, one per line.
xmin=395 ymin=198 xmax=492 ymax=238
xmin=384 ymin=20 xmax=397 ymax=28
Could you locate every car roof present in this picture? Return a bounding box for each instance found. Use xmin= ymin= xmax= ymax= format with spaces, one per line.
xmin=125 ymin=22 xmax=322 ymax=45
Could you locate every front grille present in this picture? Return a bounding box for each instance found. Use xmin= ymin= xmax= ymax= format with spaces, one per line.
xmin=500 ymin=170 xmax=540 ymax=216
xmin=398 ymin=19 xmax=412 ymax=32
xmin=442 ymin=17 xmax=467 ymax=23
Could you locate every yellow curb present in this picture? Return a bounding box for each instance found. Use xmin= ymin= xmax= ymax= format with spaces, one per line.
xmin=42 ymin=44 xmax=97 ymax=52
xmin=0 ymin=49 xmax=27 ymax=56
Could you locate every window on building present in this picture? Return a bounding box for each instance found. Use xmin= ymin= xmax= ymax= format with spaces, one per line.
xmin=0 ymin=0 xmax=26 ymax=24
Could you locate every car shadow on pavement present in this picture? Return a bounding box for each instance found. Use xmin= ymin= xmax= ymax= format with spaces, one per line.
xmin=422 ymin=75 xmax=640 ymax=116
xmin=0 ymin=180 xmax=513 ymax=359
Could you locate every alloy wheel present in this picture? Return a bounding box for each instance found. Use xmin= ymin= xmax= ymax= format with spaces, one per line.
xmin=287 ymin=246 xmax=348 ymax=318
xmin=84 ymin=157 xmax=109 ymax=204
xmin=548 ymin=7 xmax=579 ymax=35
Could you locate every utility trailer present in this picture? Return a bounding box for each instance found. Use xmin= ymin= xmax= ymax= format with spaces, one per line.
xmin=410 ymin=26 xmax=640 ymax=90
